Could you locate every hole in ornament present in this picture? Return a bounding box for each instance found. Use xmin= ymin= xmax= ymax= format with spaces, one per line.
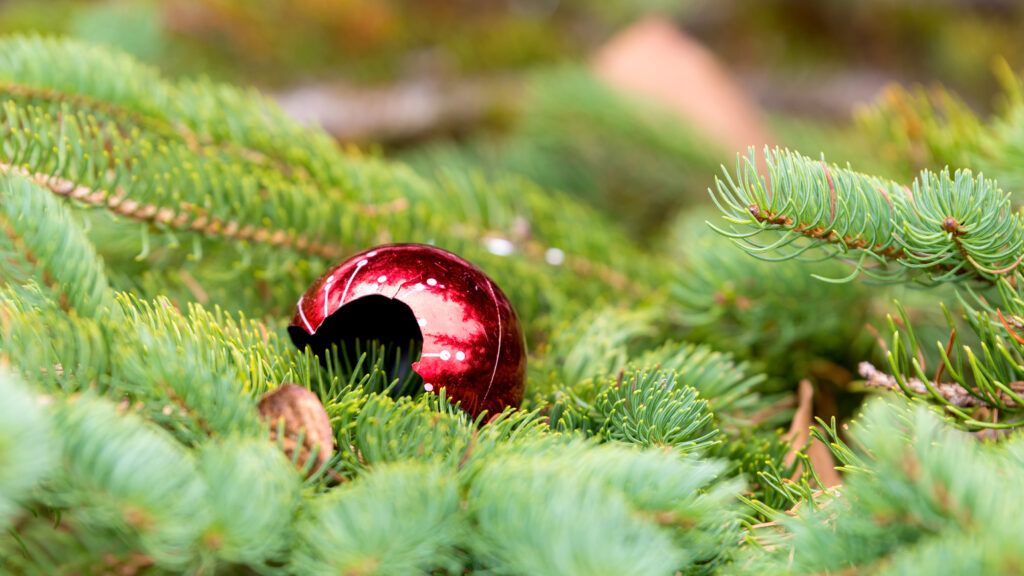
xmin=289 ymin=295 xmax=424 ymax=398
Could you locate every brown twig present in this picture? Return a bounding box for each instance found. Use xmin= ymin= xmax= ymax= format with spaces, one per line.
xmin=1 ymin=162 xmax=348 ymax=260
xmin=858 ymin=361 xmax=1024 ymax=408
xmin=748 ymin=205 xmax=906 ymax=260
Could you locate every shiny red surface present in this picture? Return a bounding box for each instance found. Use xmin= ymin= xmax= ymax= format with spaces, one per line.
xmin=289 ymin=244 xmax=526 ymax=417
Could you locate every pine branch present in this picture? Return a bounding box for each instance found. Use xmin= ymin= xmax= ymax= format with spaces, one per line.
xmin=0 ymin=100 xmax=354 ymax=260
xmin=2 ymin=161 xmax=347 ymax=259
xmin=0 ymin=36 xmax=662 ymax=326
xmin=635 ymin=342 xmax=769 ymax=425
xmin=858 ymin=361 xmax=1024 ymax=408
xmin=467 ymin=440 xmax=743 ymax=575
xmin=195 ymin=440 xmax=300 ymax=566
xmin=593 ymin=370 xmax=719 ymax=454
xmin=294 ymin=462 xmax=463 ymax=575
xmin=711 ymin=147 xmax=1024 ymax=284
xmin=0 ymin=290 xmax=287 ymax=443
xmin=0 ymin=173 xmax=115 ymax=315
xmin=1 ymin=517 xmax=149 ymax=574
xmin=669 ymin=209 xmax=876 ymax=384
xmin=0 ymin=369 xmax=54 ymax=527
xmin=739 ymin=398 xmax=1024 ymax=574
xmin=48 ymin=396 xmax=210 ymax=569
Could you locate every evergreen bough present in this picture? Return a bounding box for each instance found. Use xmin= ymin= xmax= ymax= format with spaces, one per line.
xmin=3 ymin=32 xmax=1024 ymax=575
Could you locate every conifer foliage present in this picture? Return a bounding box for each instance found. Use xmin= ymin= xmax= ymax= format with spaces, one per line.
xmin=2 ymin=33 xmax=1024 ymax=575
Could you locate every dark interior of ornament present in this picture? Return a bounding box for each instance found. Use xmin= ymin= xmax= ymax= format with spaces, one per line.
xmin=288 ymin=295 xmax=424 ymax=395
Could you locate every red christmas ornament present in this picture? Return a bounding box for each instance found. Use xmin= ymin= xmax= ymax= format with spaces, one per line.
xmin=288 ymin=244 xmax=526 ymax=417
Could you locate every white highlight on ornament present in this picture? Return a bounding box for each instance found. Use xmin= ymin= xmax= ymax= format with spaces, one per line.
xmin=481 ymin=280 xmax=503 ymax=406
xmin=367 ymin=251 xmax=378 ymax=257
xmin=377 ymin=275 xmax=387 ymax=283
xmin=427 ymin=278 xmax=437 ymax=286
xmin=297 ymin=296 xmax=314 ymax=332
xmin=422 ymin=350 xmax=451 ymax=361
xmin=424 ymin=383 xmax=434 ymax=392
xmin=411 ymin=282 xmax=425 ymax=292
xmin=545 ymin=247 xmax=566 ymax=266
xmin=484 ymin=237 xmax=515 ymax=256
xmin=322 ymin=276 xmax=335 ymax=317
xmin=417 ymin=318 xmax=427 ymax=326
xmin=456 ymin=351 xmax=466 ymax=361
xmin=339 ymin=259 xmax=368 ymax=304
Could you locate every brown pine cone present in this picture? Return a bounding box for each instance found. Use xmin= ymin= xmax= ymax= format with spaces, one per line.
xmin=258 ymin=383 xmax=334 ymax=475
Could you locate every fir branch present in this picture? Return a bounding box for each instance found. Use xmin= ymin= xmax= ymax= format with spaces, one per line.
xmin=0 ymin=81 xmax=174 ymax=141
xmin=0 ymin=87 xmax=650 ymax=305
xmin=858 ymin=361 xmax=1024 ymax=408
xmin=294 ymin=462 xmax=464 ymax=575
xmin=740 ymin=399 xmax=1024 ymax=574
xmin=0 ymin=162 xmax=347 ymax=260
xmin=467 ymin=440 xmax=742 ymax=575
xmin=634 ymin=341 xmax=768 ymax=422
xmin=332 ymin=390 xmax=476 ymax=476
xmin=111 ymin=296 xmax=268 ymax=442
xmin=48 ymin=396 xmax=209 ymax=569
xmin=0 ymin=173 xmax=114 ymax=315
xmin=0 ymin=35 xmax=662 ymax=322
xmin=0 ymin=35 xmax=168 ymax=117
xmin=0 ymin=287 xmax=111 ymax=387
xmin=711 ymin=148 xmax=1024 ymax=284
xmin=593 ymin=370 xmax=719 ymax=454
xmin=0 ymin=79 xmax=311 ymax=182
xmin=0 ymin=98 xmax=354 ymax=259
xmin=0 ymin=369 xmax=55 ymax=527
xmin=668 ymin=208 xmax=875 ymax=388
xmin=0 ymin=35 xmax=338 ymax=181
xmin=195 ymin=440 xmax=301 ymax=566
xmin=1 ymin=517 xmax=149 ymax=574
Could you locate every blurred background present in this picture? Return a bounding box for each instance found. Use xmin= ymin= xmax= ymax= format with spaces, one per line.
xmin=5 ymin=4 xmax=1019 ymax=129
xmin=2 ymin=0 xmax=1021 ymax=234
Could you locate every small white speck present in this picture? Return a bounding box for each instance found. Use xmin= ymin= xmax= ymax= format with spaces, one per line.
xmin=377 ymin=275 xmax=387 ymax=283
xmin=440 ymin=350 xmax=451 ymax=361
xmin=367 ymin=251 xmax=378 ymax=257
xmin=357 ymin=259 xmax=368 ymax=266
xmin=545 ymin=247 xmax=566 ymax=266
xmin=456 ymin=351 xmax=466 ymax=361
xmin=424 ymin=383 xmax=434 ymax=392
xmin=427 ymin=278 xmax=437 ymax=286
xmin=417 ymin=318 xmax=427 ymax=326
xmin=413 ymin=283 xmax=425 ymax=291
xmin=484 ymin=237 xmax=515 ymax=256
